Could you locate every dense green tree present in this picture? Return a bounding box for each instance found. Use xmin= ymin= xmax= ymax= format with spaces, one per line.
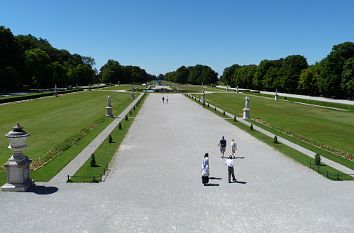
xmin=233 ymin=65 xmax=257 ymax=88
xmin=24 ymin=48 xmax=51 ymax=88
xmin=175 ymin=66 xmax=189 ymax=83
xmin=341 ymin=58 xmax=354 ymax=99
xmin=298 ymin=65 xmax=320 ymax=95
xmin=100 ymin=60 xmax=123 ymax=83
xmin=279 ymin=55 xmax=308 ymax=93
xmin=317 ymin=42 xmax=354 ymax=97
xmin=0 ymin=26 xmax=23 ymax=90
xmin=221 ymin=64 xmax=240 ymax=86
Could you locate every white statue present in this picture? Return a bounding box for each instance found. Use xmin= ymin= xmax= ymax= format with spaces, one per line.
xmin=107 ymin=94 xmax=112 ymax=107
xmin=245 ymin=96 xmax=250 ymax=109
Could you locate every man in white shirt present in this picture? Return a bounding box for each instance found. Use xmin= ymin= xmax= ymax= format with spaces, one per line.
xmin=225 ymin=155 xmax=236 ymax=183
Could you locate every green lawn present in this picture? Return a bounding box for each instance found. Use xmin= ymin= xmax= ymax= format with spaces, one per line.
xmin=70 ymin=94 xmax=146 ymax=182
xmin=0 ymin=91 xmax=132 ymax=172
xmin=245 ymin=91 xmax=354 ymax=111
xmin=202 ymin=93 xmax=354 ymax=169
xmin=101 ymin=84 xmax=147 ymax=91
xmin=176 ymin=84 xmax=225 ymax=93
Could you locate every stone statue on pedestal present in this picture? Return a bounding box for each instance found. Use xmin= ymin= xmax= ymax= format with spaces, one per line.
xmin=106 ymin=94 xmax=113 ymax=117
xmin=243 ymin=96 xmax=250 ymax=119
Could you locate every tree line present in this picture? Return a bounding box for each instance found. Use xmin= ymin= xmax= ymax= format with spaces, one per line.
xmin=164 ymin=64 xmax=218 ymax=85
xmin=221 ymin=42 xmax=354 ymax=99
xmin=99 ymin=59 xmax=155 ymax=84
xmin=0 ymin=25 xmax=154 ymax=91
xmin=0 ymin=26 xmax=97 ymax=91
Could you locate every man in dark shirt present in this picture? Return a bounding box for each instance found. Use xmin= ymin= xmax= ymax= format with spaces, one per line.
xmin=219 ymin=136 xmax=227 ymax=157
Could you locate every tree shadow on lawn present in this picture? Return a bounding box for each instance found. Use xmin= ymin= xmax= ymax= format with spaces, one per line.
xmin=27 ymin=185 xmax=58 ymax=195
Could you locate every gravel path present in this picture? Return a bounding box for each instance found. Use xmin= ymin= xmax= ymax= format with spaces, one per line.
xmin=0 ymin=93 xmax=353 ymax=233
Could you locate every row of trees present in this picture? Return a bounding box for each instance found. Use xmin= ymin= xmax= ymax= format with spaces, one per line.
xmin=0 ymin=26 xmax=97 ymax=91
xmin=164 ymin=65 xmax=218 ymax=85
xmin=99 ymin=59 xmax=155 ymax=84
xmin=0 ymin=25 xmax=155 ymax=91
xmin=221 ymin=42 xmax=354 ymax=98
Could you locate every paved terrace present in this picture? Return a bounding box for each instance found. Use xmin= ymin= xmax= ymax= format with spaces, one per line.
xmin=0 ymin=94 xmax=353 ymax=233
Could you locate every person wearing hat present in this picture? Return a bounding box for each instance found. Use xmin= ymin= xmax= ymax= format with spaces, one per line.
xmin=201 ymin=153 xmax=210 ymax=186
xmin=225 ymin=155 xmax=236 ymax=183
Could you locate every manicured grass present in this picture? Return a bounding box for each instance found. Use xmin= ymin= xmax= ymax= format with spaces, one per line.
xmin=70 ymin=94 xmax=146 ymax=182
xmin=204 ymin=93 xmax=354 ymax=160
xmin=187 ymin=94 xmax=353 ymax=180
xmin=175 ymin=84 xmax=225 ymax=93
xmin=101 ymin=84 xmax=147 ymax=91
xmin=245 ymin=92 xmax=354 ymax=111
xmin=0 ymin=91 xmax=132 ymax=176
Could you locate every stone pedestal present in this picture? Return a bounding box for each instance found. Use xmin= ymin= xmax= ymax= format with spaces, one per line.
xmin=1 ymin=123 xmax=33 ymax=192
xmin=106 ymin=106 xmax=113 ymax=117
xmin=1 ymin=156 xmax=33 ymax=192
xmin=243 ymin=108 xmax=250 ymax=119
xmin=274 ymin=94 xmax=279 ymax=100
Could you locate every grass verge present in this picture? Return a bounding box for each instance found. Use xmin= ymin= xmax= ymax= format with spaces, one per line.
xmin=69 ymin=94 xmax=146 ymax=182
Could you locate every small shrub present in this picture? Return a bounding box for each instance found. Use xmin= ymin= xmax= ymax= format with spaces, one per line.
xmin=273 ymin=135 xmax=278 ymax=143
xmin=250 ymin=124 xmax=254 ymax=131
xmin=214 ymin=107 xmax=216 ymax=111
xmin=125 ymin=115 xmax=128 ymax=120
xmin=130 ymin=110 xmax=132 ymax=115
xmin=133 ymin=105 xmax=136 ymax=110
xmin=118 ymin=122 xmax=122 ymax=130
xmin=109 ymin=134 xmax=113 ymax=143
xmin=207 ymin=103 xmax=209 ymax=107
xmin=233 ymin=116 xmax=237 ymax=122
xmin=223 ymin=111 xmax=226 ymax=116
xmin=315 ymin=153 xmax=321 ymax=166
xmin=90 ymin=154 xmax=97 ymax=167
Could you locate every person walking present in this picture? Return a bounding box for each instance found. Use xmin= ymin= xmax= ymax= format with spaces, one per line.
xmin=218 ymin=136 xmax=227 ymax=157
xmin=166 ymin=96 xmax=169 ymax=103
xmin=231 ymin=138 xmax=237 ymax=158
xmin=162 ymin=96 xmax=165 ymax=103
xmin=201 ymin=153 xmax=209 ymax=186
xmin=225 ymin=155 xmax=236 ymax=183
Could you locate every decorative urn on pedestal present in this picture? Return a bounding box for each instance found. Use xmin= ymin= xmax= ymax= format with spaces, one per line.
xmin=1 ymin=123 xmax=33 ymax=192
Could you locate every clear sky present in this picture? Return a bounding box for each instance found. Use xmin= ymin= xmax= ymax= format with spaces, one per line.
xmin=1 ymin=0 xmax=353 ymax=76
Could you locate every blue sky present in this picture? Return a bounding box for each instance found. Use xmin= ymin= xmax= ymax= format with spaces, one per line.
xmin=1 ymin=0 xmax=353 ymax=76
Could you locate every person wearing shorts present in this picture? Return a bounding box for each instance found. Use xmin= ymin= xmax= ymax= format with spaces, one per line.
xmin=219 ymin=136 xmax=226 ymax=157
xmin=231 ymin=138 xmax=237 ymax=158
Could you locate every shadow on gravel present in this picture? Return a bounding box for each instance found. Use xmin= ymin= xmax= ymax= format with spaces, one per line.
xmin=209 ymin=177 xmax=222 ymax=180
xmin=205 ymin=183 xmax=219 ymax=186
xmin=27 ymin=186 xmax=59 ymax=195
xmin=234 ymin=180 xmax=247 ymax=184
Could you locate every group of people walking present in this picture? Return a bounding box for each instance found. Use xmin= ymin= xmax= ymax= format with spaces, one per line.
xmin=201 ymin=136 xmax=238 ymax=186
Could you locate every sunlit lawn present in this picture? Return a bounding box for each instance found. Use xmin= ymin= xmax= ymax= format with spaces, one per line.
xmin=205 ymin=93 xmax=354 ymax=158
xmin=177 ymin=84 xmax=225 ymax=92
xmin=0 ymin=91 xmax=132 ymax=167
xmin=100 ymin=84 xmax=147 ymax=91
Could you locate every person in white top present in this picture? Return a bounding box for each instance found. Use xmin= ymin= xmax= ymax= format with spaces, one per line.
xmin=225 ymin=155 xmax=236 ymax=183
xmin=201 ymin=153 xmax=209 ymax=186
xmin=230 ymin=138 xmax=237 ymax=158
